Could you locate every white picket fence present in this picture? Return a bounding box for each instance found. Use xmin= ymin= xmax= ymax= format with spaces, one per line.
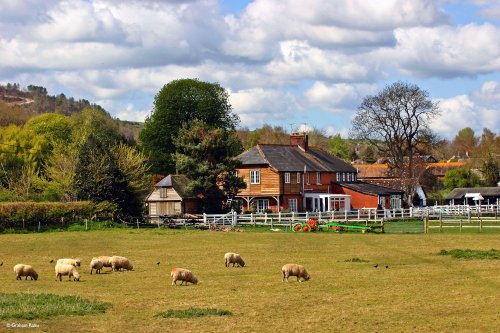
xmin=201 ymin=205 xmax=500 ymax=227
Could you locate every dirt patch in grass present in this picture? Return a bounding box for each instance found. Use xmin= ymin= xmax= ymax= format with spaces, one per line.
xmin=438 ymin=249 xmax=499 ymax=260
xmin=0 ymin=293 xmax=110 ymax=320
xmin=157 ymin=307 xmax=232 ymax=319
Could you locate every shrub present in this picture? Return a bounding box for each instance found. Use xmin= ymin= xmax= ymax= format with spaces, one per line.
xmin=0 ymin=201 xmax=93 ymax=232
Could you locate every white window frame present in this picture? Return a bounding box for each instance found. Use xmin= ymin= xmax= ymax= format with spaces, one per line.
xmin=284 ymin=172 xmax=290 ymax=184
xmin=296 ymin=172 xmax=301 ymax=183
xmin=390 ymin=195 xmax=401 ymax=209
xmin=336 ymin=172 xmax=341 ymax=181
xmin=255 ymin=199 xmax=269 ymax=212
xmin=306 ymin=172 xmax=310 ymax=185
xmin=316 ymin=172 xmax=321 ymax=185
xmin=342 ymin=172 xmax=346 ymax=182
xmin=288 ymin=199 xmax=298 ymax=212
xmin=378 ymin=196 xmax=385 ymax=207
xmin=250 ymin=170 xmax=260 ymax=184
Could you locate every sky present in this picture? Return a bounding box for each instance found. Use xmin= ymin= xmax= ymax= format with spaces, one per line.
xmin=1 ymin=0 xmax=499 ymax=139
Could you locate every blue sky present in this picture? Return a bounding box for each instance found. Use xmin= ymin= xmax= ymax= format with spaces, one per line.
xmin=0 ymin=0 xmax=499 ymax=139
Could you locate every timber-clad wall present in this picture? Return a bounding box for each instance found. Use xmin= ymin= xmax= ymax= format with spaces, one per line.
xmin=238 ymin=167 xmax=280 ymax=195
xmin=147 ymin=188 xmax=182 ymax=201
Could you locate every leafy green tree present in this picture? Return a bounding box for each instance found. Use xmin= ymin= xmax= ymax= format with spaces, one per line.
xmin=480 ymin=154 xmax=500 ymax=186
xmin=73 ymin=134 xmax=133 ymax=215
xmin=174 ymin=120 xmax=246 ymax=213
xmin=139 ymin=79 xmax=239 ymax=175
xmin=25 ymin=113 xmax=73 ymax=145
xmin=71 ymin=108 xmax=124 ymax=147
xmin=443 ymin=167 xmax=481 ymax=190
xmin=328 ymin=134 xmax=350 ymax=161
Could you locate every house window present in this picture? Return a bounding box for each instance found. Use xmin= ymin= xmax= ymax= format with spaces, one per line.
xmin=255 ymin=199 xmax=269 ymax=212
xmin=336 ymin=172 xmax=341 ymax=181
xmin=306 ymin=172 xmax=310 ymax=185
xmin=159 ymin=188 xmax=167 ymax=198
xmin=390 ymin=195 xmax=401 ymax=209
xmin=250 ymin=170 xmax=260 ymax=184
xmin=288 ymin=199 xmax=298 ymax=212
xmin=296 ymin=172 xmax=301 ymax=183
xmin=284 ymin=172 xmax=290 ymax=184
xmin=347 ymin=173 xmax=352 ymax=182
xmin=316 ymin=172 xmax=321 ymax=185
xmin=342 ymin=173 xmax=346 ymax=182
xmin=378 ymin=196 xmax=385 ymax=207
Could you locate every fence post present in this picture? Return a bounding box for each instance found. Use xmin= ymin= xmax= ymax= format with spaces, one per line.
xmin=265 ymin=212 xmax=268 ymax=224
xmin=203 ymin=213 xmax=207 ymax=224
xmin=344 ymin=210 xmax=348 ymax=222
xmin=318 ymin=211 xmax=322 ymax=223
xmin=424 ymin=217 xmax=428 ymax=234
xmin=468 ymin=210 xmax=471 ymax=224
xmin=306 ymin=211 xmax=309 ymax=221
xmin=278 ymin=211 xmax=281 ymax=224
xmin=38 ymin=221 xmax=41 ymax=233
xmin=479 ymin=217 xmax=482 ymax=232
xmin=381 ymin=218 xmax=385 ymax=233
xmin=368 ymin=209 xmax=371 ymax=220
xmin=252 ymin=212 xmax=255 ymax=226
xmin=136 ymin=219 xmax=140 ymax=229
xmin=460 ymin=219 xmax=462 ymax=232
xmin=410 ymin=207 xmax=413 ymax=217
xmin=357 ymin=210 xmax=360 ymax=221
xmin=439 ymin=211 xmax=443 ymax=232
xmin=291 ymin=211 xmax=295 ymax=223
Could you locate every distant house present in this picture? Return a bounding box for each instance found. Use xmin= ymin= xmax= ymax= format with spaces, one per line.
xmin=446 ymin=187 xmax=500 ymax=206
xmin=354 ymin=161 xmax=466 ymax=206
xmin=235 ymin=132 xmax=403 ymax=212
xmin=145 ymin=174 xmax=202 ymax=216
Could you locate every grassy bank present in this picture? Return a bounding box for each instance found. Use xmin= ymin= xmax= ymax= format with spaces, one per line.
xmin=0 ymin=229 xmax=498 ymax=332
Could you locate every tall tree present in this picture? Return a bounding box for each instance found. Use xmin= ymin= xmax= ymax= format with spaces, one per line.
xmin=174 ymin=120 xmax=246 ymax=213
xmin=73 ymin=134 xmax=133 ymax=215
xmin=139 ymin=79 xmax=239 ymax=175
xmin=328 ymin=134 xmax=350 ymax=161
xmin=350 ymin=81 xmax=440 ymax=205
xmin=452 ymin=127 xmax=477 ymax=158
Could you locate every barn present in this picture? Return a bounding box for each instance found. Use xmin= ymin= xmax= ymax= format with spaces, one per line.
xmin=445 ymin=187 xmax=500 ymax=206
xmin=145 ymin=174 xmax=202 ymax=218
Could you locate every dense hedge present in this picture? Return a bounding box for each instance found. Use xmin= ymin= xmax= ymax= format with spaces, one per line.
xmin=0 ymin=201 xmax=94 ymax=231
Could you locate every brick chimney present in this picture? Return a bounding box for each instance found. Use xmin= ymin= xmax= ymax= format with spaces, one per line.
xmin=290 ymin=132 xmax=308 ymax=151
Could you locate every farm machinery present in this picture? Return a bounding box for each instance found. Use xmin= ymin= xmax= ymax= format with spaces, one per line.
xmin=292 ymin=219 xmax=382 ymax=233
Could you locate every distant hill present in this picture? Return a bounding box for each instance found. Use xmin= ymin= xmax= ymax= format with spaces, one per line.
xmin=0 ymin=83 xmax=142 ymax=142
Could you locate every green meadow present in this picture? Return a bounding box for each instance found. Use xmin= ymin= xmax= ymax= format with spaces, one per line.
xmin=0 ymin=229 xmax=499 ymax=332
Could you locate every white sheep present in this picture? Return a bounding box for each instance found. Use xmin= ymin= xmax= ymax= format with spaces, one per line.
xmin=224 ymin=252 xmax=245 ymax=267
xmin=90 ymin=257 xmax=104 ymax=275
xmin=13 ymin=264 xmax=38 ymax=281
xmin=55 ymin=263 xmax=81 ymax=281
xmin=282 ymin=264 xmax=310 ymax=282
xmin=171 ymin=268 xmax=198 ymax=285
xmin=109 ymin=256 xmax=133 ymax=271
xmin=97 ymin=256 xmax=112 ymax=269
xmin=56 ymin=258 xmax=81 ymax=267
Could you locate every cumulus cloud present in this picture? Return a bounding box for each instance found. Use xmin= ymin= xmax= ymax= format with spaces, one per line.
xmin=474 ymin=80 xmax=500 ymax=105
xmin=388 ymin=23 xmax=500 ymax=77
xmin=302 ymin=82 xmax=377 ymax=112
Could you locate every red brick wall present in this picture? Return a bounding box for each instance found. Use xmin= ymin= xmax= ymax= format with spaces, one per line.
xmin=331 ymin=184 xmax=380 ymax=209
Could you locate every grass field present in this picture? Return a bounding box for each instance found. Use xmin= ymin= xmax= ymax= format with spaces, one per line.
xmin=0 ymin=229 xmax=499 ymax=332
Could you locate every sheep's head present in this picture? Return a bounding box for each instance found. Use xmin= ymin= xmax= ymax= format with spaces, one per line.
xmin=303 ymin=272 xmax=311 ymax=281
xmin=75 ymin=259 xmax=81 ymax=267
xmin=191 ymin=276 xmax=199 ymax=284
xmin=73 ymin=271 xmax=81 ymax=281
xmin=33 ymin=272 xmax=39 ymax=280
xmin=239 ymin=258 xmax=245 ymax=267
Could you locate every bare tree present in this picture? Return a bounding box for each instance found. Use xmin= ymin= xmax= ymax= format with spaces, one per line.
xmin=350 ymin=81 xmax=440 ymax=206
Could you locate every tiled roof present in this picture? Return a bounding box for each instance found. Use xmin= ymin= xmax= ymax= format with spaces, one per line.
xmin=238 ymin=144 xmax=356 ymax=172
xmin=446 ymin=187 xmax=500 ymax=200
xmin=334 ymin=181 xmax=403 ymax=195
xmin=154 ymin=174 xmax=191 ymax=197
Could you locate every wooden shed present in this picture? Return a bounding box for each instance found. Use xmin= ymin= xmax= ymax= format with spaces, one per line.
xmin=145 ymin=174 xmax=202 ymax=217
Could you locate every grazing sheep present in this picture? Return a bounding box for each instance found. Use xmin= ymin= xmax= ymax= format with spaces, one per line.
xmin=55 ymin=263 xmax=80 ymax=281
xmin=171 ymin=268 xmax=198 ymax=285
xmin=56 ymin=258 xmax=81 ymax=267
xmin=97 ymin=256 xmax=113 ymax=271
xmin=90 ymin=257 xmax=104 ymax=275
xmin=110 ymin=256 xmax=133 ymax=272
xmin=224 ymin=252 xmax=245 ymax=267
xmin=13 ymin=264 xmax=38 ymax=281
xmin=281 ymin=264 xmax=310 ymax=282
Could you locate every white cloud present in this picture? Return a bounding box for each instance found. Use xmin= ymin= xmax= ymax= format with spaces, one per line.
xmin=229 ymin=88 xmax=300 ymax=127
xmin=388 ymin=23 xmax=500 ymax=77
xmin=474 ymin=80 xmax=500 ymax=105
xmin=303 ymin=82 xmax=377 ymax=112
